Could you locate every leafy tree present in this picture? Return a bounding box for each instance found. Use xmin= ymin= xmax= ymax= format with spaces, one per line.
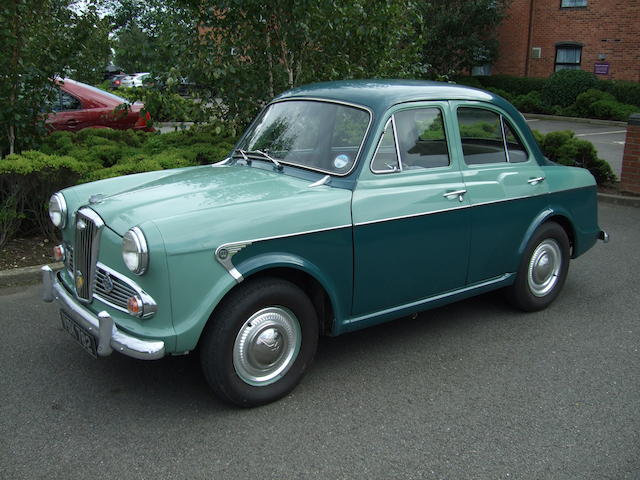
xmin=417 ymin=0 xmax=510 ymax=78
xmin=109 ymin=0 xmax=196 ymax=74
xmin=188 ymin=0 xmax=424 ymax=126
xmin=0 ymin=0 xmax=112 ymax=157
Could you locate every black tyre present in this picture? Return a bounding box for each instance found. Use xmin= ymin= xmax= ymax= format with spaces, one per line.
xmin=200 ymin=277 xmax=319 ymax=407
xmin=507 ymin=222 xmax=570 ymax=312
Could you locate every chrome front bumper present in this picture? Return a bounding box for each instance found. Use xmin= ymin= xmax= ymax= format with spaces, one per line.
xmin=42 ymin=266 xmax=165 ymax=360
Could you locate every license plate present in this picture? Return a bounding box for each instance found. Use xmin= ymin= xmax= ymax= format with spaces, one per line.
xmin=60 ymin=311 xmax=97 ymax=358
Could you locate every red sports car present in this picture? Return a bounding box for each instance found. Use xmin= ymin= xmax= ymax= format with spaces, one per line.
xmin=47 ymin=78 xmax=153 ymax=132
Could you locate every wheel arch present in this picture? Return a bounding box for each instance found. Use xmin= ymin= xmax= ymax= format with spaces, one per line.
xmin=214 ymin=254 xmax=343 ymax=338
xmin=518 ymin=207 xmax=576 ymax=258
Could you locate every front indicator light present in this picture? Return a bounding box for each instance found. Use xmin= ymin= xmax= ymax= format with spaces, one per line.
xmin=127 ymin=295 xmax=143 ymax=317
xmin=53 ymin=244 xmax=65 ymax=262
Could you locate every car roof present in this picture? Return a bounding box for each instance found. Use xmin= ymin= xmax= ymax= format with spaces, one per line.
xmin=57 ymin=78 xmax=130 ymax=107
xmin=275 ymin=79 xmax=507 ymax=116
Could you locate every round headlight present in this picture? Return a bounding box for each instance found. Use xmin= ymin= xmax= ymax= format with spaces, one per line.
xmin=122 ymin=227 xmax=149 ymax=275
xmin=48 ymin=193 xmax=67 ymax=228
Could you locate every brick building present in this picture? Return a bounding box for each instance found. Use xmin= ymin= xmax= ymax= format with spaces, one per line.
xmin=492 ymin=0 xmax=640 ymax=82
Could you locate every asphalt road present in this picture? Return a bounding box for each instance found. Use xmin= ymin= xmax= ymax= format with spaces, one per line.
xmin=525 ymin=117 xmax=626 ymax=177
xmin=1 ymin=202 xmax=638 ymax=480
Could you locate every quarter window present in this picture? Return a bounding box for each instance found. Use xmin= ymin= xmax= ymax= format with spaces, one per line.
xmin=371 ymin=119 xmax=400 ymax=173
xmin=555 ymin=45 xmax=582 ymax=71
xmin=60 ymin=91 xmax=81 ymax=111
xmin=457 ymin=108 xmax=528 ymax=164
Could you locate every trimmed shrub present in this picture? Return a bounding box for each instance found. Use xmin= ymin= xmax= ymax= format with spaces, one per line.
xmin=512 ymin=91 xmax=554 ymax=114
xmin=0 ymin=123 xmax=238 ymax=245
xmin=542 ymin=70 xmax=599 ymax=108
xmin=484 ymin=87 xmax=514 ymax=102
xmin=600 ymin=80 xmax=640 ymax=108
xmin=0 ymin=151 xmax=92 ymax=243
xmin=574 ymin=89 xmax=638 ymax=120
xmin=476 ymin=75 xmax=546 ymax=95
xmin=452 ymin=76 xmax=484 ymax=89
xmin=535 ymin=130 xmax=616 ymax=184
xmin=589 ymin=100 xmax=638 ymax=121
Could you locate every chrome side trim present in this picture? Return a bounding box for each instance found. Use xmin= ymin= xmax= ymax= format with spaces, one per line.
xmin=354 ymin=191 xmax=550 ymax=226
xmin=215 ymin=224 xmax=352 ymax=282
xmin=215 ymin=242 xmax=252 ymax=282
xmin=41 ymin=266 xmax=165 ymax=360
xmin=345 ymin=273 xmax=514 ymax=327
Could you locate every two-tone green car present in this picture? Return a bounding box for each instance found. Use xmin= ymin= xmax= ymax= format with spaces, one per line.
xmin=43 ymin=80 xmax=608 ymax=407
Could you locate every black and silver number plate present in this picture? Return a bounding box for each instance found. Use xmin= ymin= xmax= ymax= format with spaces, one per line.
xmin=60 ymin=311 xmax=97 ymax=358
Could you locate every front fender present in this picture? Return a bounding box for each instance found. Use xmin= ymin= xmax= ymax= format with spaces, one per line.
xmin=236 ymin=252 xmax=348 ymax=323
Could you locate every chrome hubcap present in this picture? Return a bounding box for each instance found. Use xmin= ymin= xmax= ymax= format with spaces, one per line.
xmin=233 ymin=307 xmax=301 ymax=386
xmin=527 ymin=239 xmax=562 ymax=297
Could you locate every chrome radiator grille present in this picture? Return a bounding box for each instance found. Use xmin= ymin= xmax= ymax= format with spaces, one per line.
xmin=94 ymin=265 xmax=137 ymax=311
xmin=73 ymin=208 xmax=104 ymax=302
xmin=66 ymin=244 xmax=139 ymax=314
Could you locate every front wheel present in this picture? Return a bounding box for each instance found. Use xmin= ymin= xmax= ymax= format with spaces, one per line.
xmin=507 ymin=222 xmax=570 ymax=312
xmin=200 ymin=277 xmax=319 ymax=407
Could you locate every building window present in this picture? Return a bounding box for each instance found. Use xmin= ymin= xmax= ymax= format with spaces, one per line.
xmin=555 ymin=45 xmax=582 ymax=71
xmin=561 ymin=0 xmax=587 ymax=7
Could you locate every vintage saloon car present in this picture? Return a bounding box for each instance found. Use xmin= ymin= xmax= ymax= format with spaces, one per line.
xmin=43 ymin=80 xmax=608 ymax=407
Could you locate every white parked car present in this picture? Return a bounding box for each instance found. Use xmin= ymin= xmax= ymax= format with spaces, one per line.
xmin=119 ymin=72 xmax=151 ymax=88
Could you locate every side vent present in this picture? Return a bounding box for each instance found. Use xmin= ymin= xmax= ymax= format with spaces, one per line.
xmin=531 ymin=47 xmax=542 ymax=59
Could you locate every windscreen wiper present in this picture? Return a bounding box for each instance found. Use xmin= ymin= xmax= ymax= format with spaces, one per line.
xmin=244 ymin=149 xmax=283 ymax=170
xmin=233 ymin=149 xmax=251 ymax=164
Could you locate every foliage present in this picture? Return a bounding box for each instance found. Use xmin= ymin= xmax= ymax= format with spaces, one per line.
xmin=417 ymin=1 xmax=509 ymax=78
xmin=107 ymin=0 xmax=199 ymax=76
xmin=191 ymin=0 xmax=423 ymax=127
xmin=598 ymin=80 xmax=640 ymax=108
xmin=0 ymin=150 xmax=91 ymax=244
xmin=0 ymin=124 xmax=238 ymax=245
xmin=542 ymin=70 xmax=599 ymax=108
xmin=573 ymin=89 xmax=638 ymax=121
xmin=0 ymin=0 xmax=112 ymax=157
xmin=473 ymin=75 xmax=547 ymax=95
xmin=512 ymin=91 xmax=554 ymax=115
xmin=535 ymin=130 xmax=616 ymax=185
xmin=115 ymin=86 xmax=216 ymax=122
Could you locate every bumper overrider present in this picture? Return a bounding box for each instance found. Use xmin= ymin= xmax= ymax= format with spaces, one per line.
xmin=42 ymin=265 xmax=165 ymax=360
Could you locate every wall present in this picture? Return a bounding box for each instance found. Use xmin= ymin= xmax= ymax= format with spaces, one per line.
xmin=493 ymin=0 xmax=640 ymax=81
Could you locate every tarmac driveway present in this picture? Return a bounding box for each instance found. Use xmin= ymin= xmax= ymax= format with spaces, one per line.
xmin=0 ymin=202 xmax=638 ymax=479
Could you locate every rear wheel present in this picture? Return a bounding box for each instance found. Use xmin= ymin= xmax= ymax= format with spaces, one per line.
xmin=200 ymin=277 xmax=318 ymax=407
xmin=507 ymin=222 xmax=570 ymax=312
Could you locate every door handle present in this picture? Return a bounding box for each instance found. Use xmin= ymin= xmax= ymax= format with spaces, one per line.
xmin=443 ymin=189 xmax=467 ymax=202
xmin=528 ymin=176 xmax=545 ymax=186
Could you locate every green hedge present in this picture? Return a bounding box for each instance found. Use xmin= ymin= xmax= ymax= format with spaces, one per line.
xmin=535 ymin=130 xmax=616 ymax=184
xmin=456 ymin=73 xmax=640 ymax=121
xmin=0 ymin=124 xmax=237 ymax=247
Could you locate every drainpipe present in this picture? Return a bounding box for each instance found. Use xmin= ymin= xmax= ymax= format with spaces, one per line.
xmin=525 ymin=0 xmax=535 ymax=76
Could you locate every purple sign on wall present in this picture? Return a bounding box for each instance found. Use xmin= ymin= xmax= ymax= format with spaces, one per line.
xmin=594 ymin=63 xmax=610 ymax=75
